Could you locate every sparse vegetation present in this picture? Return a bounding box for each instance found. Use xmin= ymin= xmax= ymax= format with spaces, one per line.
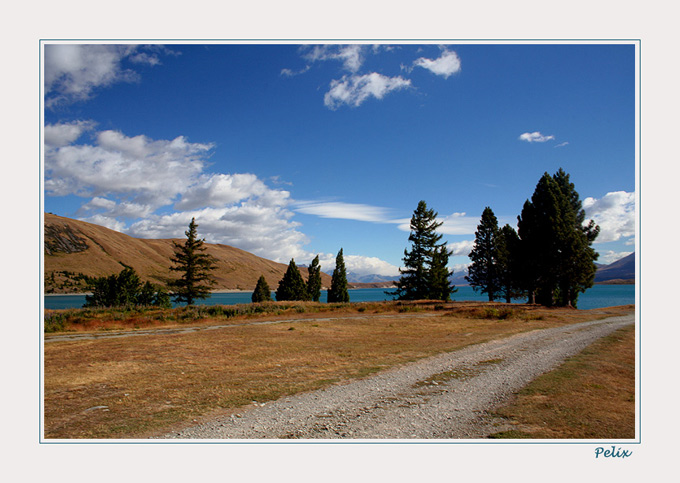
xmin=84 ymin=266 xmax=170 ymax=309
xmin=43 ymin=303 xmax=633 ymax=438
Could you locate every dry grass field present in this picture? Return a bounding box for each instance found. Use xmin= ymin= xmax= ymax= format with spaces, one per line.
xmin=489 ymin=323 xmax=636 ymax=439
xmin=43 ymin=301 xmax=634 ymax=439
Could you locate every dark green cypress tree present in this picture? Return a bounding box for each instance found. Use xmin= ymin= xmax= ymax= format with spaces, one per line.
xmin=327 ymin=249 xmax=350 ymax=303
xmin=394 ymin=201 xmax=443 ymax=300
xmin=275 ymin=259 xmax=308 ymax=301
xmin=466 ymin=207 xmax=501 ymax=301
xmin=169 ymin=218 xmax=217 ymax=306
xmin=252 ymin=275 xmax=273 ymax=303
xmin=517 ymin=170 xmax=599 ymax=307
xmin=306 ymin=255 xmax=322 ymax=302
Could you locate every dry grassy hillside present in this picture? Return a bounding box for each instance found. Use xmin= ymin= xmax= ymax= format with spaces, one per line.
xmin=44 ymin=213 xmax=331 ymax=294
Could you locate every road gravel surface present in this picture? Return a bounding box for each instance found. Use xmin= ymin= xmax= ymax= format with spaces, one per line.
xmin=157 ymin=314 xmax=634 ymax=440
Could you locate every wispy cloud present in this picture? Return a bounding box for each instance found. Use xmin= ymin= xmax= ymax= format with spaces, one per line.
xmin=294 ymin=201 xmax=393 ymax=223
xmin=324 ymin=73 xmax=411 ymax=110
xmin=412 ymin=48 xmax=461 ymax=78
xmin=518 ymin=131 xmax=555 ymax=143
xmin=555 ymin=141 xmax=569 ymax=148
xmin=301 ymin=45 xmax=366 ymax=73
xmin=397 ymin=212 xmax=480 ymax=235
xmin=280 ymin=65 xmax=311 ymax=77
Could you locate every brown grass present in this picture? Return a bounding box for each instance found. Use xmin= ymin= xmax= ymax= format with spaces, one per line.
xmin=43 ymin=302 xmax=634 ymax=439
xmin=488 ymin=324 xmax=636 ymax=439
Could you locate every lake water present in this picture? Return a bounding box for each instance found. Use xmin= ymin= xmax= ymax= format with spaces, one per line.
xmin=44 ymin=284 xmax=635 ymax=311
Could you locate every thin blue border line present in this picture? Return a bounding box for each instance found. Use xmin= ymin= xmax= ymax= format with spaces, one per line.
xmin=39 ymin=39 xmax=641 ymax=445
xmin=637 ymin=38 xmax=642 ymax=444
xmin=39 ymin=39 xmax=44 ymax=444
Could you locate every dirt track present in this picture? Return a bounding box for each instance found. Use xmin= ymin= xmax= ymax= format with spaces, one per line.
xmin=156 ymin=314 xmax=634 ymax=440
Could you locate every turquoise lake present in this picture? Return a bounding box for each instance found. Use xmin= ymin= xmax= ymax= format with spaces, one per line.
xmin=44 ymin=284 xmax=635 ymax=311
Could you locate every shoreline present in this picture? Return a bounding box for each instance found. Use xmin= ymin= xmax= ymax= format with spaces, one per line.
xmin=43 ymin=281 xmax=632 ymax=297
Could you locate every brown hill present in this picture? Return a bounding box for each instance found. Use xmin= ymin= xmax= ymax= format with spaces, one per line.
xmin=44 ymin=213 xmax=331 ymax=294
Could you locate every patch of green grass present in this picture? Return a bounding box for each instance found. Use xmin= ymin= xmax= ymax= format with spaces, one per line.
xmin=414 ymin=358 xmax=504 ymax=387
xmin=488 ymin=430 xmax=535 ymax=439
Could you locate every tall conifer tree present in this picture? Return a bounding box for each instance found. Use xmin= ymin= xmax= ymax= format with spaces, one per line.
xmin=306 ymin=255 xmax=322 ymax=302
xmin=394 ymin=200 xmax=445 ymax=301
xmin=275 ymin=259 xmax=308 ymax=301
xmin=428 ymin=244 xmax=456 ymax=301
xmin=496 ymin=224 xmax=523 ymax=303
xmin=466 ymin=207 xmax=501 ymax=301
xmin=252 ymin=275 xmax=273 ymax=303
xmin=169 ymin=218 xmax=217 ymax=306
xmin=328 ymin=249 xmax=350 ymax=303
xmin=518 ymin=170 xmax=599 ymax=307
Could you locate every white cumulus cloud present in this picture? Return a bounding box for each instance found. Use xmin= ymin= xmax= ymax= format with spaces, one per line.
xmin=44 ymin=120 xmax=96 ymax=147
xmin=519 ymin=131 xmax=556 ymax=143
xmin=316 ymin=253 xmax=401 ymax=278
xmin=176 ymin=173 xmax=271 ymax=210
xmin=448 ymin=240 xmax=475 ymax=257
xmin=413 ymin=48 xmax=461 ymax=78
xmin=324 ymin=73 xmax=411 ymax=110
xmin=127 ymin=202 xmax=308 ymax=263
xmin=45 ymin=125 xmax=211 ymax=207
xmin=44 ymin=122 xmax=312 ymax=263
xmin=44 ymin=44 xmax=169 ymax=108
xmin=583 ymin=191 xmax=636 ymax=243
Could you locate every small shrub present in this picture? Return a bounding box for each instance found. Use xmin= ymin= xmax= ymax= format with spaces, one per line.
xmin=44 ymin=313 xmax=67 ymax=333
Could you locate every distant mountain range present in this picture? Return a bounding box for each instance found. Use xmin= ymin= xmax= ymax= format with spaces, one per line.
xmin=593 ymin=252 xmax=635 ymax=283
xmin=347 ymin=252 xmax=635 ymax=286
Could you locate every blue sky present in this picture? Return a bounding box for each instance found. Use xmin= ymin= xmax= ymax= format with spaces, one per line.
xmin=43 ymin=42 xmax=637 ymax=278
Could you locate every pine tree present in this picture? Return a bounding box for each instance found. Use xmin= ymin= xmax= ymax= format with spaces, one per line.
xmin=252 ymin=275 xmax=273 ymax=303
xmin=275 ymin=259 xmax=308 ymax=301
xmin=327 ymin=249 xmax=350 ymax=303
xmin=169 ymin=218 xmax=217 ymax=306
xmin=394 ymin=200 xmax=444 ymax=301
xmin=466 ymin=207 xmax=501 ymax=301
xmin=428 ymin=244 xmax=456 ymax=301
xmin=306 ymin=255 xmax=322 ymax=302
xmin=551 ymin=169 xmax=600 ymax=307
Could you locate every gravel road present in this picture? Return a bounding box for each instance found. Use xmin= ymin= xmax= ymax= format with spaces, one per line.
xmin=157 ymin=314 xmax=634 ymax=440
